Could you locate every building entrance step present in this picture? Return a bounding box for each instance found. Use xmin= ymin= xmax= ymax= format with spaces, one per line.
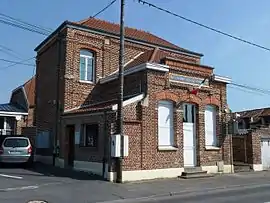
xmin=179 ymin=167 xmax=214 ymax=179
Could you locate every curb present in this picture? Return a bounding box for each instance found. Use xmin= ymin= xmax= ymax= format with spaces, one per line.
xmin=96 ymin=182 xmax=270 ymax=203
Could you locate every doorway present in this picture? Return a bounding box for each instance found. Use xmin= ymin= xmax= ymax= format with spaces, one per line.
xmin=66 ymin=125 xmax=75 ymax=167
xmin=183 ymin=103 xmax=196 ymax=167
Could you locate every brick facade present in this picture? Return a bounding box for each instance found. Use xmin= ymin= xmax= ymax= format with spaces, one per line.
xmin=35 ymin=18 xmax=232 ymax=181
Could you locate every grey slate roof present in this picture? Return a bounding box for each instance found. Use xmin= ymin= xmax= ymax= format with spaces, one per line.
xmin=0 ymin=103 xmax=27 ymax=113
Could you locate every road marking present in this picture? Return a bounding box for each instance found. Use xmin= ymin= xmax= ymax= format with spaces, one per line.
xmin=0 ymin=185 xmax=39 ymax=192
xmin=0 ymin=173 xmax=23 ymax=179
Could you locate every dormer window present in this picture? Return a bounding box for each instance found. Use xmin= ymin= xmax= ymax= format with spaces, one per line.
xmin=79 ymin=50 xmax=95 ymax=82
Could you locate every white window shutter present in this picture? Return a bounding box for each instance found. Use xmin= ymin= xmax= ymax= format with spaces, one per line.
xmin=158 ymin=101 xmax=174 ymax=146
xmin=205 ymin=105 xmax=216 ymax=146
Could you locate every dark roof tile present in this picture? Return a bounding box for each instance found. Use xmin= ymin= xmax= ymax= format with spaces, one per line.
xmin=0 ymin=103 xmax=27 ymax=113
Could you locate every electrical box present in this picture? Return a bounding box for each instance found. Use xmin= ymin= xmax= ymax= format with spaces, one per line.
xmin=111 ymin=134 xmax=129 ymax=157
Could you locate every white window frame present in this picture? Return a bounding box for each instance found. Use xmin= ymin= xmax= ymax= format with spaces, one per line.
xmin=204 ymin=105 xmax=217 ymax=147
xmin=79 ymin=50 xmax=95 ymax=82
xmin=158 ymin=100 xmax=174 ymax=147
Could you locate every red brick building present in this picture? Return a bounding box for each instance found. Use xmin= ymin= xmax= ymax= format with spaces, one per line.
xmin=34 ymin=18 xmax=233 ymax=181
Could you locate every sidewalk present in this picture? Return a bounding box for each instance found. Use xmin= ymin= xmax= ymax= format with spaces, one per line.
xmin=102 ymin=171 xmax=270 ymax=202
xmin=30 ymin=163 xmax=270 ymax=203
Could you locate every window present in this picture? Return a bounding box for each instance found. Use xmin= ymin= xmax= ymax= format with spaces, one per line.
xmin=238 ymin=120 xmax=246 ymax=129
xmin=80 ymin=50 xmax=95 ymax=82
xmin=204 ymin=105 xmax=217 ymax=146
xmin=0 ymin=117 xmax=4 ymax=129
xmin=158 ymin=100 xmax=174 ymax=146
xmin=4 ymin=138 xmax=29 ymax=148
xmin=81 ymin=124 xmax=98 ymax=147
xmin=183 ymin=103 xmax=195 ymax=123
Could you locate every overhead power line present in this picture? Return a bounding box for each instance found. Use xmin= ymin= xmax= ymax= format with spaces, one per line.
xmin=0 ymin=58 xmax=35 ymax=66
xmin=0 ymin=18 xmax=49 ymax=36
xmin=137 ymin=0 xmax=270 ymax=52
xmin=0 ymin=57 xmax=35 ymax=70
xmin=0 ymin=12 xmax=52 ymax=33
xmin=1 ymin=4 xmax=270 ymax=98
xmin=0 ymin=44 xmax=23 ymax=59
xmin=91 ymin=0 xmax=118 ymax=18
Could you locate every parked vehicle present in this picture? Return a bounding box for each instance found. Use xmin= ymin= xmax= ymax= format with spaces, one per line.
xmin=0 ymin=136 xmax=33 ymax=166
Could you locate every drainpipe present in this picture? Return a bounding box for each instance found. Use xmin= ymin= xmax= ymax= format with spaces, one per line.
xmin=53 ymin=32 xmax=62 ymax=166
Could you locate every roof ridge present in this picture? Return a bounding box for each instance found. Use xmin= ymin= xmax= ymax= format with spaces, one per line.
xmin=73 ymin=17 xmax=203 ymax=56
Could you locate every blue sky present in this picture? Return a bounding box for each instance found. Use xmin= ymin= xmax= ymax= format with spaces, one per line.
xmin=1 ymin=0 xmax=270 ymax=111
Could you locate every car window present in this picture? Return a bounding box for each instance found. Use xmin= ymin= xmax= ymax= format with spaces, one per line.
xmin=3 ymin=138 xmax=29 ymax=147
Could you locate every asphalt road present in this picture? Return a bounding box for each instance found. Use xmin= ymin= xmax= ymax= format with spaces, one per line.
xmin=133 ymin=184 xmax=270 ymax=203
xmin=1 ymin=164 xmax=270 ymax=203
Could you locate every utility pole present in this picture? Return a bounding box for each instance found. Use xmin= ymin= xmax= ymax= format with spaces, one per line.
xmin=116 ymin=0 xmax=125 ymax=183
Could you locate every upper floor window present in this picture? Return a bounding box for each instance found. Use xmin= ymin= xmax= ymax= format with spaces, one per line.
xmin=80 ymin=50 xmax=95 ymax=82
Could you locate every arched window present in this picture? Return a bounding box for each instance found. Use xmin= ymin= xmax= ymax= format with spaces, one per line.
xmin=204 ymin=105 xmax=217 ymax=147
xmin=158 ymin=100 xmax=174 ymax=146
xmin=79 ymin=50 xmax=95 ymax=82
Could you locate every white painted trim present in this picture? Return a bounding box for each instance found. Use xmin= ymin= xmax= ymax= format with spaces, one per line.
xmin=158 ymin=146 xmax=178 ymax=151
xmin=0 ymin=111 xmax=28 ymax=116
xmin=22 ymin=86 xmax=30 ymax=108
xmin=201 ymin=165 xmax=234 ymax=174
xmin=205 ymin=146 xmax=220 ymax=150
xmin=223 ymin=165 xmax=234 ymax=173
xmin=124 ymin=52 xmax=145 ymax=67
xmin=73 ymin=160 xmax=103 ymax=176
xmin=107 ymin=167 xmax=184 ymax=182
xmin=79 ymin=80 xmax=95 ymax=84
xmin=63 ymin=106 xmax=80 ymax=113
xmin=100 ymin=63 xmax=169 ymax=84
xmin=112 ymin=93 xmax=144 ymax=111
xmin=212 ymin=74 xmax=232 ymax=84
xmin=252 ymin=164 xmax=263 ymax=171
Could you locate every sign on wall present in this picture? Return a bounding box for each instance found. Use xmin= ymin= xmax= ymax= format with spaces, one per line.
xmin=169 ymin=73 xmax=209 ymax=86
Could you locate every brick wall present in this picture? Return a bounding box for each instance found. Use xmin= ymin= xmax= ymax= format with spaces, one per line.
xmin=36 ymin=31 xmax=67 ymax=141
xmin=63 ymin=28 xmax=152 ymax=110
xmin=118 ymin=64 xmax=229 ymax=171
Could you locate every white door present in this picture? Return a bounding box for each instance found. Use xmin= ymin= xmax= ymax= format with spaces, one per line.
xmin=261 ymin=138 xmax=270 ymax=170
xmin=183 ymin=103 xmax=196 ymax=167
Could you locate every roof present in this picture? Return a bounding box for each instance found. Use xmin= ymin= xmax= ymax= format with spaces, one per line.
xmin=64 ymin=93 xmax=144 ymax=115
xmin=75 ymin=18 xmax=200 ymax=55
xmin=23 ymin=76 xmax=35 ymax=107
xmin=0 ymin=103 xmax=27 ymax=114
xmin=124 ymin=47 xmax=213 ymax=70
xmin=35 ymin=18 xmax=203 ymax=57
xmin=64 ymin=101 xmax=115 ymax=115
xmin=235 ymin=108 xmax=270 ymax=118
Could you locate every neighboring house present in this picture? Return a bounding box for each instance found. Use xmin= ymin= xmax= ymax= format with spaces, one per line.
xmin=233 ymin=108 xmax=270 ymax=171
xmin=0 ymin=76 xmax=36 ymax=136
xmin=34 ymin=17 xmax=233 ymax=182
